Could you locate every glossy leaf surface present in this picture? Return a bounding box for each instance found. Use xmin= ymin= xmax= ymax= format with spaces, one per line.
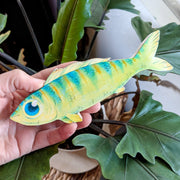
xmin=116 ymin=91 xmax=180 ymax=175
xmin=44 ymin=0 xmax=93 ymax=66
xmin=73 ymin=134 xmax=180 ymax=180
xmin=0 ymin=144 xmax=58 ymax=180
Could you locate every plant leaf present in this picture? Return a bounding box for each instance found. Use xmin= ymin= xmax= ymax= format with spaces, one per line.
xmin=85 ymin=0 xmax=139 ymax=30
xmin=0 ymin=30 xmax=10 ymax=44
xmin=116 ymin=90 xmax=180 ymax=175
xmin=44 ymin=0 xmax=93 ymax=66
xmin=0 ymin=14 xmax=7 ymax=32
xmin=132 ymin=16 xmax=180 ymax=76
xmin=85 ymin=0 xmax=110 ymax=29
xmin=0 ymin=144 xmax=58 ymax=180
xmin=73 ymin=134 xmax=180 ymax=180
xmin=108 ymin=0 xmax=139 ymax=14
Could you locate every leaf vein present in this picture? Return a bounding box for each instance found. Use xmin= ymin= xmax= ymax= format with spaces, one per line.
xmin=128 ymin=123 xmax=180 ymax=142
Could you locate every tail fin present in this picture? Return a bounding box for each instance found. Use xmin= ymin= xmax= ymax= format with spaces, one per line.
xmin=133 ymin=30 xmax=173 ymax=71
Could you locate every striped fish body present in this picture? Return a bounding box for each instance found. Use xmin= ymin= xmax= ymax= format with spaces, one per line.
xmin=10 ymin=31 xmax=173 ymax=125
xmin=40 ymin=59 xmax=138 ymax=118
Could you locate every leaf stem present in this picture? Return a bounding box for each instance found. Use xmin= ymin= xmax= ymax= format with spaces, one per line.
xmin=101 ymin=91 xmax=137 ymax=105
xmin=0 ymin=52 xmax=35 ymax=75
xmin=17 ymin=0 xmax=45 ymax=68
xmin=157 ymin=49 xmax=180 ymax=55
xmin=92 ymin=119 xmax=127 ymax=126
xmin=84 ymin=0 xmax=110 ymax=59
xmin=0 ymin=60 xmax=12 ymax=71
xmin=89 ymin=123 xmax=112 ymax=138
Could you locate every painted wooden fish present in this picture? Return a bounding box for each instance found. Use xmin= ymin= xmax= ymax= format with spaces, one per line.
xmin=10 ymin=31 xmax=173 ymax=125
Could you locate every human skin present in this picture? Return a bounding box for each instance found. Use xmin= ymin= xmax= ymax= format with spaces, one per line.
xmin=0 ymin=62 xmax=100 ymax=165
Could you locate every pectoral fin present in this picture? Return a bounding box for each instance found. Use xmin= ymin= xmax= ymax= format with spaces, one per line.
xmin=61 ymin=113 xmax=83 ymax=123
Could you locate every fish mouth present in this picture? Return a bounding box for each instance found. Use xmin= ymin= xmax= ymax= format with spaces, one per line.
xmin=10 ymin=113 xmax=39 ymax=126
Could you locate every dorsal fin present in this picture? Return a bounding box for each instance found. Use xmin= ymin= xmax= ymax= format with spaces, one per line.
xmin=44 ymin=58 xmax=110 ymax=85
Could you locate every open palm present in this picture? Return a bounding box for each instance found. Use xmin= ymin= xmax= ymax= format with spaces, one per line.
xmin=0 ymin=63 xmax=100 ymax=165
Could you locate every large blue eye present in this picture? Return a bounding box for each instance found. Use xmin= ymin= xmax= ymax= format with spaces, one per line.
xmin=25 ymin=101 xmax=40 ymax=116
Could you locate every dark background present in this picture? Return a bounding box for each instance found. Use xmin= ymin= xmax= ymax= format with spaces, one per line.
xmin=0 ymin=0 xmax=55 ymax=71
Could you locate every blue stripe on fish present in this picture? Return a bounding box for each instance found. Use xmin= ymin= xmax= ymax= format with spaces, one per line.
xmin=98 ymin=62 xmax=112 ymax=75
xmin=113 ymin=60 xmax=124 ymax=72
xmin=42 ymin=84 xmax=62 ymax=103
xmin=66 ymin=71 xmax=81 ymax=90
xmin=126 ymin=58 xmax=133 ymax=65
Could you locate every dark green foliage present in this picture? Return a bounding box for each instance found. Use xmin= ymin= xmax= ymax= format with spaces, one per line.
xmin=0 ymin=144 xmax=58 ymax=180
xmin=73 ymin=91 xmax=180 ymax=179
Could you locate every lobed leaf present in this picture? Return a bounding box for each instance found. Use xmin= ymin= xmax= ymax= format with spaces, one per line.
xmin=44 ymin=0 xmax=93 ymax=66
xmin=0 ymin=144 xmax=58 ymax=180
xmin=73 ymin=134 xmax=180 ymax=180
xmin=132 ymin=16 xmax=180 ymax=76
xmin=116 ymin=90 xmax=180 ymax=175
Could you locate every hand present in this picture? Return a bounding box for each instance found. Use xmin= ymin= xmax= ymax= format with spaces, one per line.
xmin=0 ymin=62 xmax=100 ymax=165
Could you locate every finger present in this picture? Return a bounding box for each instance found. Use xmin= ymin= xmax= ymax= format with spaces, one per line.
xmin=77 ymin=113 xmax=92 ymax=130
xmin=32 ymin=123 xmax=77 ymax=151
xmin=33 ymin=61 xmax=75 ymax=80
xmin=0 ymin=69 xmax=44 ymax=97
xmin=82 ymin=103 xmax=101 ymax=113
xmin=38 ymin=120 xmax=64 ymax=131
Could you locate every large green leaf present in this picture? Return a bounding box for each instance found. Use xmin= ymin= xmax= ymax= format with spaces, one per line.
xmin=116 ymin=90 xmax=180 ymax=175
xmin=0 ymin=144 xmax=58 ymax=180
xmin=44 ymin=0 xmax=93 ymax=66
xmin=132 ymin=16 xmax=180 ymax=76
xmin=73 ymin=134 xmax=180 ymax=180
xmin=0 ymin=14 xmax=7 ymax=32
xmin=108 ymin=0 xmax=139 ymax=14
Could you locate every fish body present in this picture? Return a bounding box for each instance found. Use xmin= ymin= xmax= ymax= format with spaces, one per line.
xmin=10 ymin=31 xmax=173 ymax=125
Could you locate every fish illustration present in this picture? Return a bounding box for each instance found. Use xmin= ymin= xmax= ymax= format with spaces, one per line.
xmin=10 ymin=31 xmax=173 ymax=125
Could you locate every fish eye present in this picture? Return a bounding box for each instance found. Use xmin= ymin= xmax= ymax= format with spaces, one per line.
xmin=24 ymin=100 xmax=40 ymax=116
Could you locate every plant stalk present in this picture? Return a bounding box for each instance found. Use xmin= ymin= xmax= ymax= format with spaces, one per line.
xmin=0 ymin=52 xmax=35 ymax=75
xmin=89 ymin=123 xmax=112 ymax=138
xmin=0 ymin=60 xmax=12 ymax=71
xmin=84 ymin=1 xmax=110 ymax=59
xmin=101 ymin=91 xmax=137 ymax=105
xmin=92 ymin=119 xmax=127 ymax=126
xmin=17 ymin=0 xmax=45 ymax=68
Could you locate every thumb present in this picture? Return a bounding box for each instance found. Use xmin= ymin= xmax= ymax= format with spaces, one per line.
xmin=0 ymin=69 xmax=45 ymax=97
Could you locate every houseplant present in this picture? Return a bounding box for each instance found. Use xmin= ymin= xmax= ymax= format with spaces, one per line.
xmin=0 ymin=0 xmax=180 ymax=180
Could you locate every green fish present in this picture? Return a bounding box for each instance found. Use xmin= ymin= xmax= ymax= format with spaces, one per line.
xmin=10 ymin=30 xmax=173 ymax=125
